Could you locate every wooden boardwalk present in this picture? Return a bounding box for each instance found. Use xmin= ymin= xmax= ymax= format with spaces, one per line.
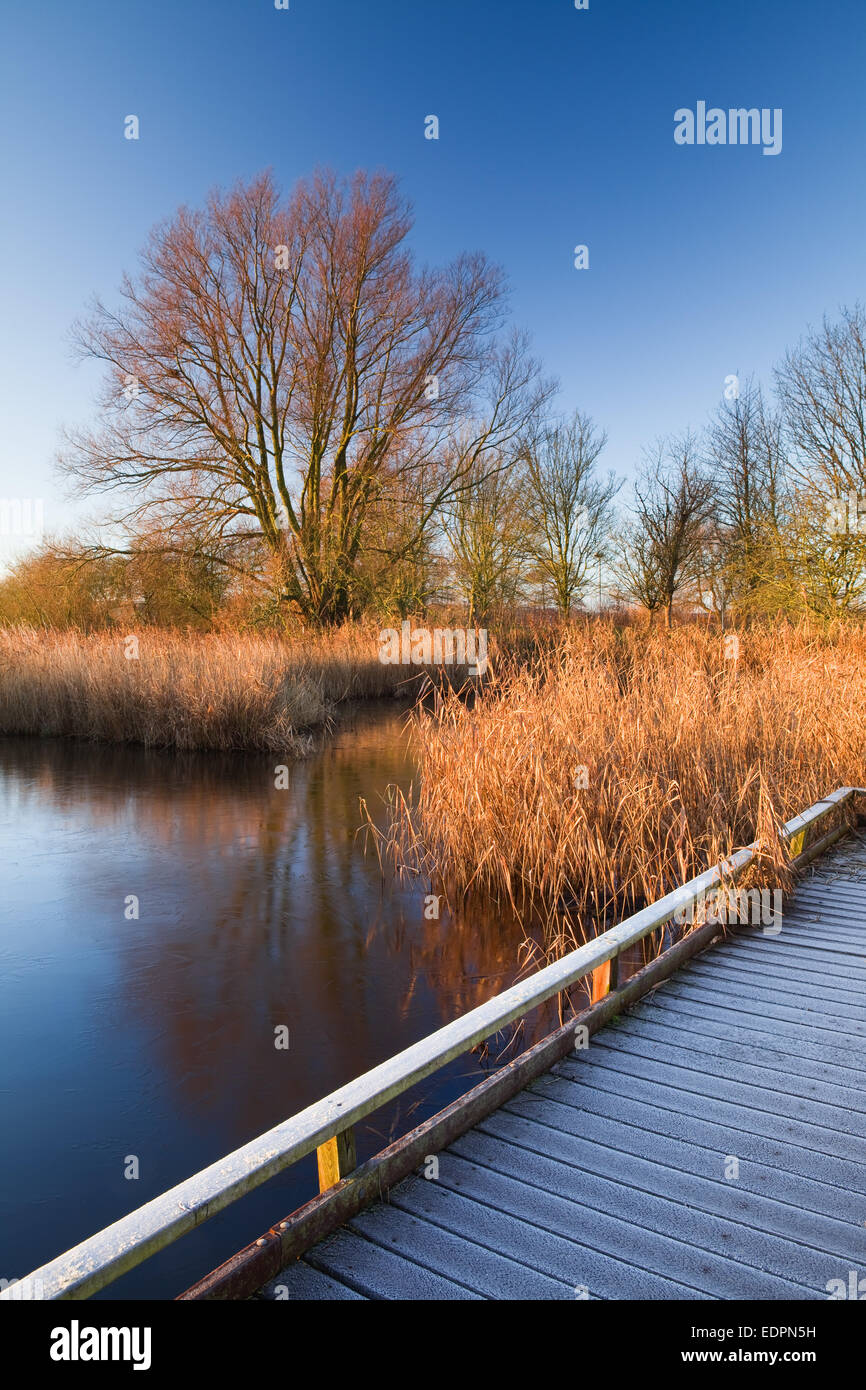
xmin=5 ymin=789 xmax=862 ymax=1303
xmin=259 ymin=831 xmax=866 ymax=1301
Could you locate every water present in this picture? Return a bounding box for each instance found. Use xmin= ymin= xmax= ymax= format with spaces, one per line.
xmin=0 ymin=704 xmax=541 ymax=1298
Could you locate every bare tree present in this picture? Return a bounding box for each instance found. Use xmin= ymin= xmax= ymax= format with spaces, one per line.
xmin=703 ymin=377 xmax=785 ymax=615
xmin=443 ymin=451 xmax=530 ymax=623
xmin=61 ymin=169 xmax=550 ymax=625
xmin=767 ymin=484 xmax=866 ymax=619
xmin=619 ymin=434 xmax=715 ymax=627
xmin=618 ymin=518 xmax=666 ymax=624
xmin=773 ymin=306 xmax=866 ymax=615
xmin=692 ymin=516 xmax=735 ymax=631
xmin=775 ymin=304 xmax=866 ymax=497
xmin=355 ymin=465 xmax=445 ymax=619
xmin=520 ymin=411 xmax=620 ymax=617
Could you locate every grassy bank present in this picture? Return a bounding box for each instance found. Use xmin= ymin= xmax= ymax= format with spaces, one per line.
xmin=388 ymin=622 xmax=866 ymax=949
xmin=0 ymin=626 xmax=436 ymax=752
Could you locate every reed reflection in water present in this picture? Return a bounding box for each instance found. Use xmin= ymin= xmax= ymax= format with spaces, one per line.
xmin=0 ymin=704 xmax=555 ymax=1298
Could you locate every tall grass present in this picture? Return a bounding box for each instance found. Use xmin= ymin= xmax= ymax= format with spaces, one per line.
xmin=0 ymin=626 xmax=430 ymax=752
xmin=388 ymin=621 xmax=866 ymax=952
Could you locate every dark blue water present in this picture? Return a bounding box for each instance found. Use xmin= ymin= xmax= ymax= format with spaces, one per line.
xmin=0 ymin=705 xmax=544 ymax=1299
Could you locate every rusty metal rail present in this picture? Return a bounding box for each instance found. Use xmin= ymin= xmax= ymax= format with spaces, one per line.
xmin=3 ymin=785 xmax=862 ymax=1302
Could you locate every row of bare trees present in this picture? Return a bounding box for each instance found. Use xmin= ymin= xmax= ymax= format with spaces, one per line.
xmin=3 ymin=168 xmax=865 ymax=630
xmin=620 ymin=323 xmax=866 ymax=628
xmin=410 ymin=308 xmax=866 ymax=628
xmin=441 ymin=413 xmax=619 ymax=623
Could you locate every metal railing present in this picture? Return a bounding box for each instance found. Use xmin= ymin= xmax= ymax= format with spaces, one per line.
xmin=3 ymin=785 xmax=862 ymax=1302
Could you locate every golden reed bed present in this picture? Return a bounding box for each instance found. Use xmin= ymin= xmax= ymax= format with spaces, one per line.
xmin=0 ymin=625 xmax=416 ymax=752
xmin=4 ymin=620 xmax=865 ymax=945
xmin=385 ymin=622 xmax=866 ymax=950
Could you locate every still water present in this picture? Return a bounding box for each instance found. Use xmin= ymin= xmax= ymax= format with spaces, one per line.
xmin=0 ymin=704 xmax=548 ymax=1298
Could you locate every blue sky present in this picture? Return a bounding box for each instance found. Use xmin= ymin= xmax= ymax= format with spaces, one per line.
xmin=1 ymin=0 xmax=864 ymax=567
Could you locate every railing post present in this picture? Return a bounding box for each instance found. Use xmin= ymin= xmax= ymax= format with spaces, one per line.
xmin=788 ymin=827 xmax=808 ymax=858
xmin=317 ymin=1127 xmax=357 ymax=1193
xmin=609 ymin=950 xmax=620 ymax=993
xmin=591 ymin=950 xmax=619 ymax=1003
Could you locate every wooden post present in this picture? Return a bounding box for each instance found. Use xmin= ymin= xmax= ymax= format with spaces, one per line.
xmin=590 ymin=951 xmax=619 ymax=1003
xmin=609 ymin=950 xmax=620 ymax=993
xmin=788 ymin=827 xmax=807 ymax=858
xmin=317 ymin=1128 xmax=356 ymax=1193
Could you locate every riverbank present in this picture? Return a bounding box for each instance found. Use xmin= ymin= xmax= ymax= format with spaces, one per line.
xmin=0 ymin=625 xmax=443 ymax=752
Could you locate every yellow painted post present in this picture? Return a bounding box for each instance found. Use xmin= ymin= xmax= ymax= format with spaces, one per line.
xmin=317 ymin=1128 xmax=357 ymax=1193
xmin=789 ymin=829 xmax=807 ymax=858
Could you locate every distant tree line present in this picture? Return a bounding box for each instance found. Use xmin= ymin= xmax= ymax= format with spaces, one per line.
xmin=1 ymin=170 xmax=865 ymax=630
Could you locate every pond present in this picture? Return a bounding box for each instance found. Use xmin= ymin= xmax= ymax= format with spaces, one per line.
xmin=0 ymin=703 xmax=549 ymax=1298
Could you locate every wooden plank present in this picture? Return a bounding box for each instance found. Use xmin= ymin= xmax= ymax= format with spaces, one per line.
xmin=612 ymin=1011 xmax=866 ymax=1094
xmin=788 ymin=828 xmax=807 ymax=857
xmin=472 ymin=1087 xmax=865 ymax=1224
xmin=681 ymin=958 xmax=866 ymax=1011
xmin=590 ymin=958 xmax=611 ymax=1002
xmin=390 ymin=1165 xmax=714 ymax=1299
xmin=629 ymin=989 xmax=866 ymax=1069
xmin=396 ymin=1153 xmax=743 ymax=1300
xmin=305 ymin=1231 xmax=484 ymax=1301
xmin=459 ymin=1115 xmax=857 ymax=1292
xmin=347 ymin=1200 xmax=578 ymax=1299
xmin=586 ymin=1031 xmax=866 ymax=1128
xmin=533 ymin=1061 xmax=866 ymax=1193
xmin=256 ymin=1262 xmax=366 ymax=1301
xmin=661 ymin=979 xmax=866 ymax=1036
xmin=441 ymin=1138 xmax=836 ymax=1298
xmin=553 ymin=1053 xmax=866 ymax=1162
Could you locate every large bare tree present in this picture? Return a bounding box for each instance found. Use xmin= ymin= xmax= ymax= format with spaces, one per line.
xmin=61 ymin=169 xmax=548 ymax=624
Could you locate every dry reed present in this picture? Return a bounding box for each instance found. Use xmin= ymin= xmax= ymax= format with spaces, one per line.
xmin=0 ymin=625 xmax=424 ymax=752
xmin=390 ymin=621 xmax=866 ymax=950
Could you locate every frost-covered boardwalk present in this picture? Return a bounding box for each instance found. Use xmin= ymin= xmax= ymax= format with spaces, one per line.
xmin=259 ymin=831 xmax=866 ymax=1301
xmin=6 ymin=794 xmax=865 ymax=1303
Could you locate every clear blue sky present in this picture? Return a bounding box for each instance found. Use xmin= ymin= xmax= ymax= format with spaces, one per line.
xmin=1 ymin=0 xmax=864 ymax=567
